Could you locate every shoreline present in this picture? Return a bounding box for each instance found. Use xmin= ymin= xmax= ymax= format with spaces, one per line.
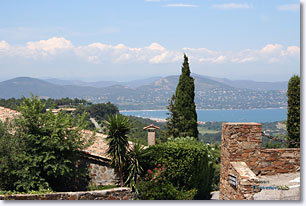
xmin=120 ymin=107 xmax=287 ymax=112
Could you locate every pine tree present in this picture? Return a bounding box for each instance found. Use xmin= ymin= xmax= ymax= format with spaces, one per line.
xmin=170 ymin=54 xmax=199 ymax=139
xmin=286 ymin=75 xmax=300 ymax=148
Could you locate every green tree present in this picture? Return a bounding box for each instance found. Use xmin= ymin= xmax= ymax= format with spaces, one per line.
xmin=286 ymin=75 xmax=300 ymax=148
xmin=170 ymin=54 xmax=198 ymax=139
xmin=104 ymin=114 xmax=131 ymax=187
xmin=0 ymin=96 xmax=94 ymax=192
xmin=165 ymin=95 xmax=178 ymax=138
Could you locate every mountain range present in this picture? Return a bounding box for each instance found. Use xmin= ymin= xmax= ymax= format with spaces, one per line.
xmin=0 ymin=75 xmax=288 ymax=110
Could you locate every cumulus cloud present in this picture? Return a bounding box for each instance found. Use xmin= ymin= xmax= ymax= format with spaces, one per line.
xmin=163 ymin=4 xmax=198 ymax=8
xmin=277 ymin=4 xmax=299 ymax=11
xmin=0 ymin=37 xmax=300 ymax=65
xmin=212 ymin=3 xmax=251 ymax=9
xmin=260 ymin=44 xmax=283 ymax=54
xmin=0 ymin=40 xmax=10 ymax=50
xmin=26 ymin=37 xmax=73 ymax=56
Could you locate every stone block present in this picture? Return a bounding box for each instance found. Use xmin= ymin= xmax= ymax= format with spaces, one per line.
xmin=272 ymin=161 xmax=284 ymax=166
xmin=281 ymin=152 xmax=296 ymax=158
xmin=276 ymin=169 xmax=288 ymax=173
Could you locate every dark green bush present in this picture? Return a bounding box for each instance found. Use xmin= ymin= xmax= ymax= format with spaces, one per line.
xmin=140 ymin=137 xmax=215 ymax=199
xmin=136 ymin=164 xmax=197 ymax=200
xmin=136 ymin=180 xmax=197 ymax=200
xmin=0 ymin=96 xmax=94 ymax=192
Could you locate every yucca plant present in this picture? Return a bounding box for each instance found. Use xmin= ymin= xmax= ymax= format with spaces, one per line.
xmin=125 ymin=143 xmax=145 ymax=187
xmin=104 ymin=114 xmax=131 ymax=187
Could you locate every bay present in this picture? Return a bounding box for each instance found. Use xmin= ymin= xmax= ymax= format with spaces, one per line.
xmin=120 ymin=108 xmax=287 ymax=123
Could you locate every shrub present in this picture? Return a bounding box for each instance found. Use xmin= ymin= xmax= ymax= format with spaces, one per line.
xmin=0 ymin=96 xmax=94 ymax=192
xmin=140 ymin=137 xmax=215 ymax=199
xmin=136 ymin=164 xmax=197 ymax=200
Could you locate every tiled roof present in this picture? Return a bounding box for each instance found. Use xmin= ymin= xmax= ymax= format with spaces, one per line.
xmin=0 ymin=106 xmax=134 ymax=160
xmin=82 ymin=130 xmax=110 ymax=159
xmin=82 ymin=129 xmax=135 ymax=160
xmin=143 ymin=124 xmax=160 ymax=130
xmin=0 ymin=106 xmax=21 ymax=122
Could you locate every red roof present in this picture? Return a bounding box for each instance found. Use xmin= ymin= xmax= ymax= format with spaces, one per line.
xmin=0 ymin=106 xmax=21 ymax=122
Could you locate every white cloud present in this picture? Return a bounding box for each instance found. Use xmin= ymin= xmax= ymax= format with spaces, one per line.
xmin=27 ymin=37 xmax=73 ymax=50
xmin=286 ymin=46 xmax=300 ymax=56
xmin=260 ymin=44 xmax=283 ymax=54
xmin=146 ymin=42 xmax=165 ymax=51
xmin=163 ymin=4 xmax=198 ymax=8
xmin=212 ymin=3 xmax=251 ymax=10
xmin=277 ymin=4 xmax=299 ymax=11
xmin=0 ymin=40 xmax=9 ymax=50
xmin=0 ymin=37 xmax=300 ymax=65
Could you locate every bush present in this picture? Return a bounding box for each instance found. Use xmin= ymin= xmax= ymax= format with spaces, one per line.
xmin=136 ymin=180 xmax=197 ymax=200
xmin=136 ymin=164 xmax=197 ymax=200
xmin=0 ymin=96 xmax=94 ymax=192
xmin=140 ymin=137 xmax=215 ymax=199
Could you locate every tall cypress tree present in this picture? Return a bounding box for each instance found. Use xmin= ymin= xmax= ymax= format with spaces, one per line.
xmin=171 ymin=54 xmax=198 ymax=139
xmin=286 ymin=75 xmax=300 ymax=148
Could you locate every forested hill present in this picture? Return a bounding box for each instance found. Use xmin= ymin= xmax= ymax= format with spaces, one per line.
xmin=0 ymin=76 xmax=287 ymax=110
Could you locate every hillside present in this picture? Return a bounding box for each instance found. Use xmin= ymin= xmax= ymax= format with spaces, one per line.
xmin=0 ymin=76 xmax=287 ymax=110
xmin=44 ymin=76 xmax=161 ymax=88
xmin=199 ymin=75 xmax=288 ymax=91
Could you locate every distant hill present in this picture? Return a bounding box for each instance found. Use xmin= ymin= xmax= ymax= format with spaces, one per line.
xmin=0 ymin=76 xmax=287 ymax=110
xmin=44 ymin=76 xmax=161 ymax=88
xmin=45 ymin=75 xmax=287 ymax=91
xmin=196 ymin=74 xmax=288 ymax=91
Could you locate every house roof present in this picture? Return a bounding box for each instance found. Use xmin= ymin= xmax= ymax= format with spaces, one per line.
xmin=143 ymin=124 xmax=160 ymax=130
xmin=0 ymin=107 xmax=21 ymax=122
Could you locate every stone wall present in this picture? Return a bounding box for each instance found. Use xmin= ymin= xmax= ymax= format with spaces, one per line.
xmin=219 ymin=123 xmax=262 ymax=200
xmin=0 ymin=187 xmax=133 ymax=200
xmin=223 ymin=162 xmax=259 ymax=200
xmin=258 ymin=148 xmax=300 ymax=175
xmin=219 ymin=122 xmax=300 ymax=200
xmin=85 ymin=156 xmax=119 ymax=187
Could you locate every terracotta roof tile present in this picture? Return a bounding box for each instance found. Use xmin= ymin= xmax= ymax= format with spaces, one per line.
xmin=0 ymin=106 xmax=21 ymax=122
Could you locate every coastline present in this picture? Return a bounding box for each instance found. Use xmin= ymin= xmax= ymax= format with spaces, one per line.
xmin=120 ymin=107 xmax=287 ymax=112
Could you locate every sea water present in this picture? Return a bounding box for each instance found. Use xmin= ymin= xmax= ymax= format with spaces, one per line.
xmin=120 ymin=108 xmax=287 ymax=123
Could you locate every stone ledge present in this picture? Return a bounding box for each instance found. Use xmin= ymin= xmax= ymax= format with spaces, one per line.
xmin=0 ymin=187 xmax=133 ymax=200
xmin=223 ymin=122 xmax=262 ymax=126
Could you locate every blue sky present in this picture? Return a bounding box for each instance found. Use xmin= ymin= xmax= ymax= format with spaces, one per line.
xmin=0 ymin=0 xmax=300 ymax=82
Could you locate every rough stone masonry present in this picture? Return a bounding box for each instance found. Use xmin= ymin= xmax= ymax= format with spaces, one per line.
xmin=219 ymin=122 xmax=300 ymax=200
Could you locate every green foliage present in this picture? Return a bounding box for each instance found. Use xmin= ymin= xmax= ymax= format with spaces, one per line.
xmin=0 ymin=96 xmax=94 ymax=192
xmin=127 ymin=116 xmax=166 ymax=145
xmin=0 ymin=97 xmax=90 ymax=111
xmin=170 ymin=54 xmax=198 ymax=139
xmin=84 ymin=102 xmax=119 ymax=124
xmin=199 ymin=132 xmax=221 ymax=144
xmin=73 ymin=102 xmax=119 ymax=130
xmin=165 ymin=95 xmax=179 ymax=138
xmin=136 ymin=164 xmax=197 ymax=200
xmin=124 ymin=143 xmax=145 ymax=187
xmin=104 ymin=114 xmax=131 ymax=187
xmin=286 ymin=75 xmax=300 ymax=148
xmin=140 ymin=138 xmax=215 ymax=199
xmin=264 ymin=140 xmax=283 ymax=149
